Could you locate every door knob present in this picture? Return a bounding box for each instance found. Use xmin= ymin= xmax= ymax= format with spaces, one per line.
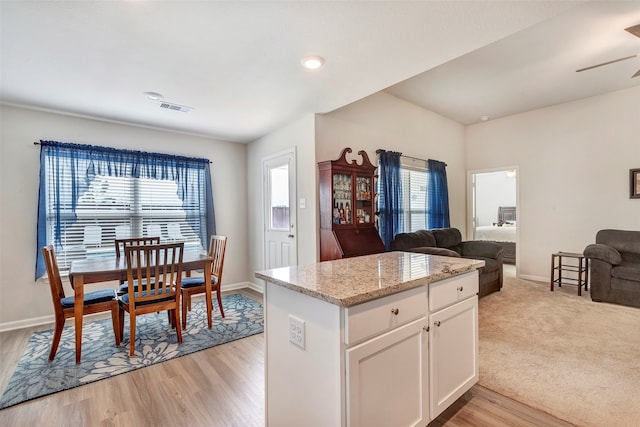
xmin=288 ymin=234 xmax=294 ymax=238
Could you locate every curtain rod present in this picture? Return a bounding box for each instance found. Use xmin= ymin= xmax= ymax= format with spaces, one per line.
xmin=375 ymin=149 xmax=447 ymax=167
xmin=33 ymin=141 xmax=213 ymax=164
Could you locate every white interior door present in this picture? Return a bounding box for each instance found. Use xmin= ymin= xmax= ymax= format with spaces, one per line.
xmin=263 ymin=149 xmax=297 ymax=269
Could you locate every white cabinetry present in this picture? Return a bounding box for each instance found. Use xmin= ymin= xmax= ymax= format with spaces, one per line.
xmin=428 ymin=271 xmax=479 ymax=420
xmin=346 ymin=287 xmax=428 ymax=427
xmin=260 ymin=257 xmax=481 ymax=427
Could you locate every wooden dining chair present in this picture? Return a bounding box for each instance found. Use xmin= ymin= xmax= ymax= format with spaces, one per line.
xmin=115 ymin=237 xmax=161 ymax=259
xmin=42 ymin=245 xmax=120 ymax=361
xmin=118 ymin=242 xmax=184 ymax=356
xmin=181 ymin=235 xmax=227 ymax=329
xmin=115 ymin=237 xmax=161 ymax=295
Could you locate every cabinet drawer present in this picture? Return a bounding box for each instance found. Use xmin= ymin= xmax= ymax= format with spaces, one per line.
xmin=345 ymin=286 xmax=427 ymax=346
xmin=429 ymin=271 xmax=478 ymax=312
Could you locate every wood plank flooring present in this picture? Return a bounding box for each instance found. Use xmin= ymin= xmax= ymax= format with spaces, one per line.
xmin=0 ymin=288 xmax=575 ymax=427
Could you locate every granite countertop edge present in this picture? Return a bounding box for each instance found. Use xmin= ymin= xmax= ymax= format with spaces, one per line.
xmin=255 ymin=261 xmax=482 ymax=307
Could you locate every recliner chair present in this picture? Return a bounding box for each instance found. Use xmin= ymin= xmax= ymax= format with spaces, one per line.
xmin=584 ymin=229 xmax=640 ymax=308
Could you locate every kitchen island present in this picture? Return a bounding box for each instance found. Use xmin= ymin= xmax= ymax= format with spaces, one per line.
xmin=255 ymin=251 xmax=484 ymax=427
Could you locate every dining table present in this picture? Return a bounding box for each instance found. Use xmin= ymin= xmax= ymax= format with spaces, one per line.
xmin=68 ymin=252 xmax=213 ymax=364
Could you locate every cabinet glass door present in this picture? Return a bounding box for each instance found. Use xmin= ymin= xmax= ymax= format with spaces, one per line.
xmin=355 ymin=175 xmax=373 ymax=225
xmin=333 ymin=173 xmax=352 ymax=225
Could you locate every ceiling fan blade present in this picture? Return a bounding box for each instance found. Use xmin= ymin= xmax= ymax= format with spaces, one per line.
xmin=576 ymin=54 xmax=638 ymax=73
xmin=633 ymin=68 xmax=640 ymax=78
xmin=625 ymin=24 xmax=640 ymax=38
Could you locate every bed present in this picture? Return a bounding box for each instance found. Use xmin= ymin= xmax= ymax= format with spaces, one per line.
xmin=474 ymin=206 xmax=516 ymax=264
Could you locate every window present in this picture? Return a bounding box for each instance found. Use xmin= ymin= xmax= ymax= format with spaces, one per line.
xmin=268 ymin=164 xmax=290 ymax=230
xmin=377 ymin=152 xmax=450 ymax=248
xmin=400 ymin=166 xmax=429 ymax=232
xmin=377 ymin=162 xmax=429 ymax=234
xmin=36 ymin=141 xmax=215 ymax=277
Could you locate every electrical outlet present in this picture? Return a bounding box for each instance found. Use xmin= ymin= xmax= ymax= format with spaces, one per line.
xmin=289 ymin=315 xmax=305 ymax=350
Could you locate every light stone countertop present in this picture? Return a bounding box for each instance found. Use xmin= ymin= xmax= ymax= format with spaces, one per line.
xmin=255 ymin=251 xmax=485 ymax=307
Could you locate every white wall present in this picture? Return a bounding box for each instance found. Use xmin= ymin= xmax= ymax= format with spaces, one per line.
xmin=0 ymin=105 xmax=248 ymax=329
xmin=247 ymin=114 xmax=317 ymax=284
xmin=316 ymin=91 xmax=467 ymax=233
xmin=466 ymin=86 xmax=640 ymax=281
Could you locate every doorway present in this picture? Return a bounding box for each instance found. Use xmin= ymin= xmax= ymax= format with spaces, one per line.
xmin=263 ymin=148 xmax=297 ymax=269
xmin=468 ymin=168 xmax=518 ymax=275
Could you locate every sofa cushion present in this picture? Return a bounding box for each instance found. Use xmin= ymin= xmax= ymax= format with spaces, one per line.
xmin=409 ymin=247 xmax=461 ymax=257
xmin=596 ymin=229 xmax=640 ymax=255
xmin=461 ymin=240 xmax=503 ymax=259
xmin=390 ymin=230 xmax=436 ymax=251
xmin=611 ymin=264 xmax=640 ymax=282
xmin=431 ymin=228 xmax=462 ymax=254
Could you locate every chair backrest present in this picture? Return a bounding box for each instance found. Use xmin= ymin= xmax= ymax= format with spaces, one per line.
xmin=208 ymin=235 xmax=228 ymax=285
xmin=124 ymin=242 xmax=184 ymax=305
xmin=42 ymin=245 xmax=65 ymax=313
xmin=115 ymin=237 xmax=161 ymax=259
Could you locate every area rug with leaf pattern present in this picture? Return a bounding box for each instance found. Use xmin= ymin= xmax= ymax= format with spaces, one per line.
xmin=0 ymin=293 xmax=263 ymax=410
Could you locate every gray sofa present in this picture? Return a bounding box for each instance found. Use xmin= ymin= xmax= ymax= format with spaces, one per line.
xmin=390 ymin=228 xmax=503 ymax=298
xmin=583 ymin=229 xmax=640 ymax=308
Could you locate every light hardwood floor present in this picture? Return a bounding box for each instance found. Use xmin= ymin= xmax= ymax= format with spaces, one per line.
xmin=0 ymin=288 xmax=575 ymax=427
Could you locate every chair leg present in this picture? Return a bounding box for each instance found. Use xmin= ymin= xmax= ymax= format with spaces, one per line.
xmin=167 ymin=310 xmax=173 ymax=328
xmin=129 ymin=314 xmax=136 ymax=356
xmin=216 ymin=290 xmax=225 ymax=318
xmin=118 ymin=306 xmax=125 ymax=343
xmin=181 ymin=291 xmax=189 ymax=329
xmin=174 ymin=306 xmax=183 ymax=344
xmin=48 ymin=314 xmax=65 ymax=361
xmin=110 ymin=301 xmax=121 ymax=347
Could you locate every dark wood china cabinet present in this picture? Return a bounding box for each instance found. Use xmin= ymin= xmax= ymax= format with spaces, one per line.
xmin=318 ymin=148 xmax=386 ymax=261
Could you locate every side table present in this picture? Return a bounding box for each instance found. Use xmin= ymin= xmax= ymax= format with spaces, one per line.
xmin=550 ymin=251 xmax=589 ymax=296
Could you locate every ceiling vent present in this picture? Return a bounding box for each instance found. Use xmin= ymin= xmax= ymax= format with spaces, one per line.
xmin=159 ymin=102 xmax=193 ymax=113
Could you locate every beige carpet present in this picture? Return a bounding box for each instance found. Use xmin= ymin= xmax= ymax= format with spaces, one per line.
xmin=478 ymin=275 xmax=640 ymax=427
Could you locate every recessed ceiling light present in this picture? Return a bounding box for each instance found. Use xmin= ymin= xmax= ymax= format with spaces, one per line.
xmin=480 ymin=115 xmax=490 ymax=121
xmin=144 ymin=91 xmax=164 ymax=101
xmin=301 ymin=56 xmax=325 ymax=70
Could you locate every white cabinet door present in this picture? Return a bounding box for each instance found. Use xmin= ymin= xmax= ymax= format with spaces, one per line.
xmin=429 ymin=295 xmax=478 ymax=420
xmin=346 ymin=317 xmax=429 ymax=427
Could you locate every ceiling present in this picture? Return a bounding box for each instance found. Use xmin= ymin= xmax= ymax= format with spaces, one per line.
xmin=386 ymin=1 xmax=640 ymax=125
xmin=1 ymin=1 xmax=639 ymax=143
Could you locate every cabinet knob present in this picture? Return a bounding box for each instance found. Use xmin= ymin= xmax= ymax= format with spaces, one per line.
xmin=457 ymin=286 xmax=464 ymax=292
xmin=434 ymin=320 xmax=441 ymax=327
xmin=288 ymin=234 xmax=295 ymax=238
xmin=423 ymin=326 xmax=430 ymax=332
xmin=391 ymin=308 xmax=399 ymax=316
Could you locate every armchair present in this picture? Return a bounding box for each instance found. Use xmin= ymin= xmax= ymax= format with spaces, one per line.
xmin=584 ymin=229 xmax=640 ymax=308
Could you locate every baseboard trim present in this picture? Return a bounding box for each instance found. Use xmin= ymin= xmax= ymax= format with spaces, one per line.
xmin=221 ymin=281 xmax=264 ymax=294
xmin=0 ymin=282 xmax=263 ymax=333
